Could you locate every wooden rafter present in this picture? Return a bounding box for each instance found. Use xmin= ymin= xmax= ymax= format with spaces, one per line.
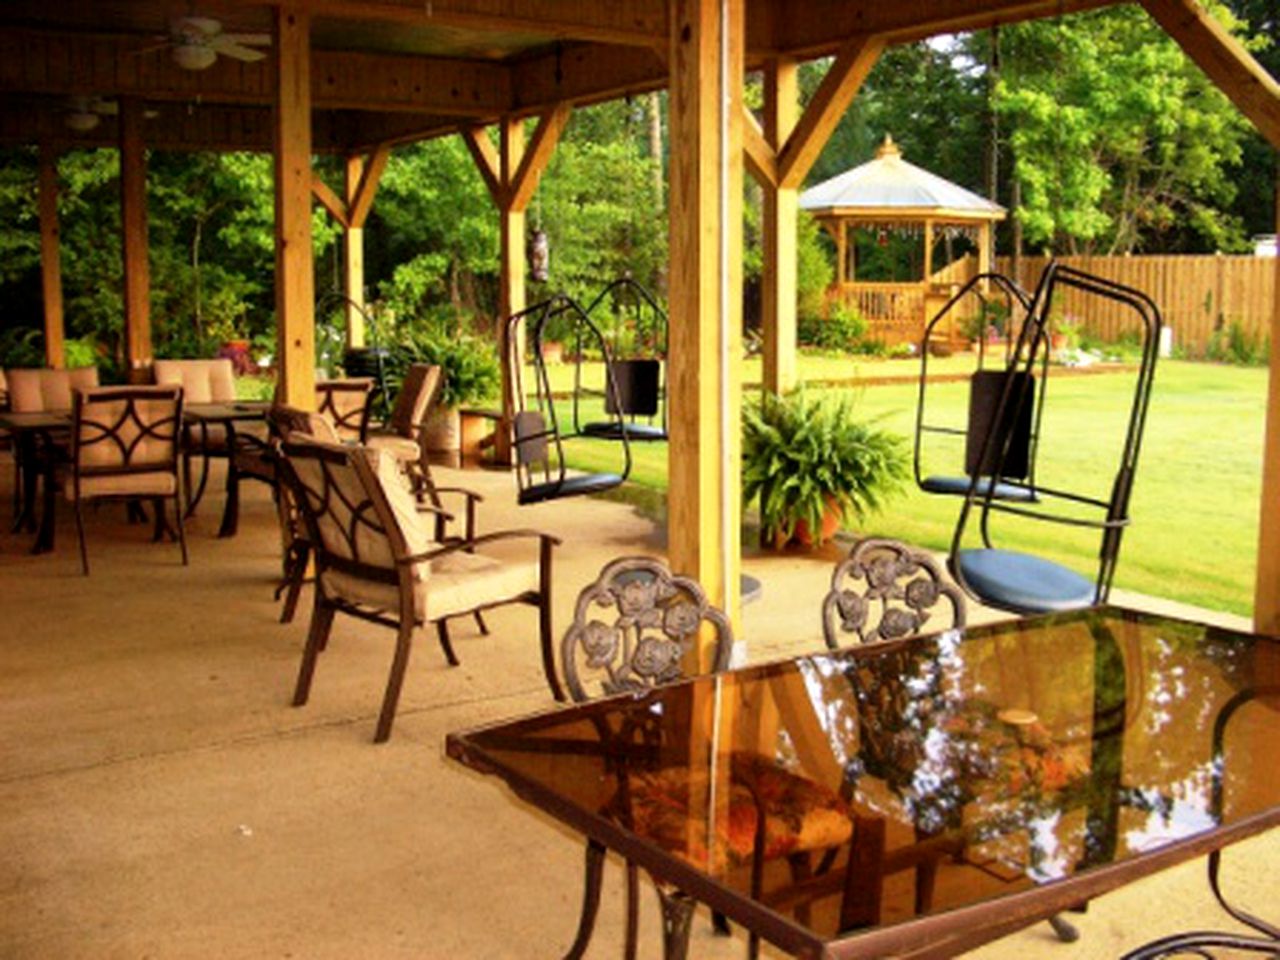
xmin=1140 ymin=0 xmax=1280 ymax=149
xmin=777 ymin=33 xmax=884 ymax=189
xmin=462 ymin=125 xmax=503 ymax=203
xmin=311 ymin=174 xmax=350 ymax=227
xmin=508 ymin=103 xmax=570 ymax=212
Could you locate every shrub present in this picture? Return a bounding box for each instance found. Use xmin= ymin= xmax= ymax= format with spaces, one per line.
xmin=387 ymin=328 xmax=500 ymax=408
xmin=798 ymin=302 xmax=869 ymax=352
xmin=1205 ymin=320 xmax=1268 ymax=366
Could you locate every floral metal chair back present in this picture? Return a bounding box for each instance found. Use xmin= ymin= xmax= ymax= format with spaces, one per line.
xmin=822 ymin=537 xmax=966 ymax=648
xmin=561 ymin=556 xmax=733 ymax=703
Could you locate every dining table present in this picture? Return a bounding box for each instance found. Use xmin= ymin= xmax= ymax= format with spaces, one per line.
xmin=181 ymin=400 xmax=271 ymax=536
xmin=446 ymin=605 xmax=1280 ymax=959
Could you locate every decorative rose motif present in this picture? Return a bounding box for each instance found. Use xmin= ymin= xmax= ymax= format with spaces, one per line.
xmin=866 ymin=555 xmax=901 ymax=591
xmin=836 ymin=590 xmax=868 ymax=631
xmin=617 ymin=577 xmax=659 ymax=617
xmin=904 ymin=576 xmax=939 ymax=610
xmin=580 ymin=620 xmax=620 ymax=668
xmin=663 ymin=601 xmax=701 ymax=638
xmin=632 ymin=636 xmax=681 ymax=680
xmin=880 ymin=607 xmax=918 ymax=639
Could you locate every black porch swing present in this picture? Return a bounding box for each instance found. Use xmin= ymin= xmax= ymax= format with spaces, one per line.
xmin=506 ymin=294 xmax=634 ymax=505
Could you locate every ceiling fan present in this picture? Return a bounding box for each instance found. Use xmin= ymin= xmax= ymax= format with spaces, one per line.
xmin=62 ymin=96 xmax=157 ymax=133
xmin=155 ymin=16 xmax=271 ymax=71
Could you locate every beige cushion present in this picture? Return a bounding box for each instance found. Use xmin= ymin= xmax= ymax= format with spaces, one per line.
xmin=153 ymin=359 xmax=236 ymax=404
xmin=75 ymin=387 xmax=179 ymax=472
xmin=6 ymin=367 xmax=100 ymax=412
xmin=69 ymin=471 xmax=177 ymax=500
xmin=366 ymin=433 xmax=420 ymax=462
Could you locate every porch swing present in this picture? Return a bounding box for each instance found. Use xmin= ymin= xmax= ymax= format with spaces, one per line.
xmin=914 ymin=271 xmax=1050 ymax=502
xmin=575 ymin=276 xmax=669 ymax=442
xmin=506 ymin=294 xmax=633 ymax=505
xmin=948 ymin=261 xmax=1162 ymax=614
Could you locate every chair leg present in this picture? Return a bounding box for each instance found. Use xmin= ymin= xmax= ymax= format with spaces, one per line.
xmin=1048 ymin=914 xmax=1080 ymax=942
xmin=562 ymin=840 xmax=606 ymax=960
xmin=173 ymin=493 xmax=188 ymax=566
xmin=151 ymin=497 xmax=167 ymax=542
xmin=624 ymin=859 xmax=639 ymax=960
xmin=473 ymin=610 xmax=489 ymax=635
xmin=279 ymin=543 xmax=310 ymax=625
xmin=435 ymin=619 xmax=459 ymax=667
xmin=539 ymin=538 xmax=565 ymax=702
xmin=74 ymin=496 xmax=89 ymax=576
xmin=292 ymin=595 xmax=335 ymax=708
xmin=375 ymin=620 xmax=416 ymax=743
xmin=655 ymin=885 xmax=696 ymax=960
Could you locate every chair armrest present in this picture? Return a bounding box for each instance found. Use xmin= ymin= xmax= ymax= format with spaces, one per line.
xmin=432 ymin=485 xmax=485 ymax=505
xmin=398 ymin=529 xmax=561 ymax=565
xmin=414 ymin=503 xmax=455 ymax=523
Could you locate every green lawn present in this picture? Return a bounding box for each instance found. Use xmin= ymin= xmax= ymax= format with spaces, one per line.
xmin=552 ymin=357 xmax=1266 ymax=617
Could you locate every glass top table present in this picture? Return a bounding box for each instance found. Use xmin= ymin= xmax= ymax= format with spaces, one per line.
xmin=446 ymin=606 xmax=1280 ymax=959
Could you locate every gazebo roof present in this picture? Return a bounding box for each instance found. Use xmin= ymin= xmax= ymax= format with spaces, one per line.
xmin=800 ymin=135 xmax=1006 ymax=221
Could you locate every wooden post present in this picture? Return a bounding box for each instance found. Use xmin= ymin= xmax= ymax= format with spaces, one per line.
xmin=761 ymin=57 xmax=798 ymax=396
xmin=37 ymin=143 xmax=64 ymax=369
xmin=119 ymin=98 xmax=151 ymax=383
xmin=497 ymin=116 xmax=526 ymax=466
xmin=667 ymin=0 xmax=744 ymax=640
xmin=1255 ymin=168 xmax=1280 ymax=633
xmin=273 ymin=6 xmax=316 ymax=409
xmin=344 ymin=154 xmax=366 ymax=349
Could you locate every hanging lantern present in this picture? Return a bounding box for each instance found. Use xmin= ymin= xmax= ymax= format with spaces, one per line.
xmin=527 ymin=228 xmax=550 ymax=283
xmin=877 ymin=228 xmax=889 ymax=248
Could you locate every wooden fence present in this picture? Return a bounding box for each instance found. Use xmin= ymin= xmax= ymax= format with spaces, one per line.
xmin=996 ymin=254 xmax=1276 ymax=355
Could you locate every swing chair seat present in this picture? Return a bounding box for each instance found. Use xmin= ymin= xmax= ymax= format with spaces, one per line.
xmin=580 ymin=421 xmax=668 ymax=442
xmin=517 ymin=471 xmax=625 ymax=506
xmin=920 ymin=475 xmax=1037 ymax=502
xmin=953 ymin=548 xmax=1096 ymax=614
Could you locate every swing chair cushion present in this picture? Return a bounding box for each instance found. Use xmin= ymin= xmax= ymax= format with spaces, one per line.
xmin=953 ymin=548 xmax=1096 ymax=614
xmin=518 ymin=472 xmax=625 ymax=505
xmin=580 ymin=421 xmax=667 ymax=442
xmin=920 ymin=475 xmax=1037 ymax=502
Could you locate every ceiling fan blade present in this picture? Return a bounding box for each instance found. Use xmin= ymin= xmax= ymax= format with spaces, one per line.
xmin=223 ymin=33 xmax=271 ymax=47
xmin=212 ymin=40 xmax=267 ymax=62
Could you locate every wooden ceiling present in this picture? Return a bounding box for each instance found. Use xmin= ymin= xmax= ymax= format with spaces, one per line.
xmin=0 ymin=0 xmax=1122 ymax=154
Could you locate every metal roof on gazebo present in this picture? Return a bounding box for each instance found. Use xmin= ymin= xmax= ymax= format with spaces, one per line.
xmin=800 ymin=135 xmax=1006 ymax=220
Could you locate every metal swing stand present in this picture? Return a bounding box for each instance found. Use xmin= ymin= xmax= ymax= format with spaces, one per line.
xmin=506 ymin=294 xmax=633 ymax=505
xmin=948 ymin=260 xmax=1162 ymax=615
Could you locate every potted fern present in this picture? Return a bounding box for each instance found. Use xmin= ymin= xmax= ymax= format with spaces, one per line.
xmin=742 ymin=389 xmax=908 ymax=548
xmin=387 ymin=330 xmax=500 ymax=459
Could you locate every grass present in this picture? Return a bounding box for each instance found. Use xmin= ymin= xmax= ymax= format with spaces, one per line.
xmin=551 ymin=356 xmax=1266 ymax=617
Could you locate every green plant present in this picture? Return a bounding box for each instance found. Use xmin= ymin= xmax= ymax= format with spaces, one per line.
xmin=798 ymin=302 xmax=868 ymax=352
xmin=742 ymin=389 xmax=909 ymax=546
xmin=1205 ymin=320 xmax=1268 ymax=367
xmin=388 ymin=328 xmax=500 ymax=408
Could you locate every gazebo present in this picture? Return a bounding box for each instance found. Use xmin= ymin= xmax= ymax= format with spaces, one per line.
xmin=801 ymin=134 xmax=1006 ymax=345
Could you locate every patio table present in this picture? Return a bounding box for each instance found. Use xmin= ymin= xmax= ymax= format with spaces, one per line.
xmin=183 ymin=400 xmax=270 ymax=537
xmin=446 ymin=606 xmax=1280 ymax=959
xmin=0 ymin=409 xmax=71 ymax=553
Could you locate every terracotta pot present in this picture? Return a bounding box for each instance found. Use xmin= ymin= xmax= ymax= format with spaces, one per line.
xmin=423 ymin=407 xmax=461 ymax=453
xmin=774 ymin=496 xmax=843 ymax=549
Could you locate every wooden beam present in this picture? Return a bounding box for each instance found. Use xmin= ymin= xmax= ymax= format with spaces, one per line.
xmin=777 ymin=33 xmax=884 ymax=190
xmin=310 ymin=174 xmax=351 ymax=227
xmin=118 ymin=97 xmax=151 ymax=383
xmin=761 ymin=57 xmax=798 ymax=395
xmin=666 ymin=0 xmax=744 ymax=638
xmin=742 ymin=108 xmax=777 ymax=188
xmin=511 ymin=43 xmax=668 ymax=113
xmin=348 ymin=144 xmax=389 ymax=228
xmin=37 ymin=142 xmax=64 ymax=369
xmin=273 ymin=6 xmax=316 ymax=409
xmin=495 ymin=116 xmax=526 ymax=465
xmin=1255 ymin=179 xmax=1280 ymax=633
xmin=344 ymin=154 xmax=366 ymax=349
xmin=507 ymin=103 xmax=571 ymax=213
xmin=1140 ymin=0 xmax=1280 ymax=149
xmin=462 ymin=125 xmax=503 ymax=204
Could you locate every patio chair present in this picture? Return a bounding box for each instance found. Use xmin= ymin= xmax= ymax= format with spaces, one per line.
xmin=279 ymin=436 xmax=558 ymax=742
xmin=554 ymin=557 xmax=853 ymax=960
xmin=152 ymin=358 xmax=242 ymax=514
xmin=314 ymin=377 xmax=374 ymax=443
xmin=67 ymin=384 xmax=187 ymax=576
xmin=818 ymin=537 xmax=1077 ymax=942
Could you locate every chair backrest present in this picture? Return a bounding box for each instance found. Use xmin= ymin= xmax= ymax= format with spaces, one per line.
xmin=72 ymin=385 xmax=182 ymax=475
xmin=315 ymin=378 xmax=373 ymax=443
xmin=386 ymin=364 xmax=442 ymax=440
xmin=268 ymin=404 xmax=340 ymax=444
xmin=561 ymin=556 xmax=733 ymax=703
xmin=152 ymin=358 xmax=236 ymax=404
xmin=279 ymin=437 xmax=433 ymax=585
xmin=822 ymin=538 xmax=966 ymax=649
xmin=7 ymin=367 xmax=100 ymax=412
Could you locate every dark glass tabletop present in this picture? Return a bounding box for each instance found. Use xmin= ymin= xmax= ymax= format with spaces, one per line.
xmin=447 ymin=606 xmax=1280 ymax=957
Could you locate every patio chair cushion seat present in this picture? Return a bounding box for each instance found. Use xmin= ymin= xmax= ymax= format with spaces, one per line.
xmin=953 ymin=548 xmax=1095 ymax=613
xmin=626 ymin=750 xmax=852 ymax=873
xmin=320 ymin=549 xmax=540 ymax=622
xmin=68 ymin=470 xmax=177 ymax=500
xmin=365 ymin=433 xmax=420 ymax=462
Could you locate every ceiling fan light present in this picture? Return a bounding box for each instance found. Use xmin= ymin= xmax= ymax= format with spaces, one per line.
xmin=173 ymin=43 xmax=217 ymax=71
xmin=65 ymin=111 xmax=101 ymax=133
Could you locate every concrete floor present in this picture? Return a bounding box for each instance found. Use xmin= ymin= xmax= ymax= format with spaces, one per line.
xmin=0 ymin=455 xmax=1274 ymax=959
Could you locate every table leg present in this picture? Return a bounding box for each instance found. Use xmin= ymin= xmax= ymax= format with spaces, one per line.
xmin=185 ymin=421 xmax=214 ymax=519
xmin=217 ymin=421 xmax=240 ymax=538
xmin=33 ymin=442 xmax=56 ymax=554
xmin=561 ymin=840 xmax=605 ymax=960
xmin=13 ymin=433 xmax=37 ymax=534
xmin=655 ymin=886 xmax=695 ymax=960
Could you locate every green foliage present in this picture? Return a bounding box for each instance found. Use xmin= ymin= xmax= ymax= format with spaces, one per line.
xmin=1205 ymin=320 xmax=1269 ymax=366
xmin=742 ymin=389 xmax=908 ymax=545
xmin=387 ymin=326 xmax=500 ymax=408
xmin=798 ymin=302 xmax=868 ymax=352
xmin=0 ymin=327 xmax=45 ymax=368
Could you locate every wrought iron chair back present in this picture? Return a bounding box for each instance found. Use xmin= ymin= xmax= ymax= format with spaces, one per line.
xmin=314 ymin=377 xmax=374 ymax=443
xmin=561 ymin=556 xmax=733 ymax=703
xmin=822 ymin=538 xmax=966 ymax=648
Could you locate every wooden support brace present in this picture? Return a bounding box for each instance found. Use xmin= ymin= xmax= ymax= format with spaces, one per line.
xmin=742 ymin=108 xmax=777 ymax=188
xmin=311 ymin=175 xmax=350 ymax=227
xmin=462 ymin=125 xmax=503 ymax=205
xmin=508 ymin=103 xmax=571 ymax=213
xmin=348 ymin=144 xmax=390 ymax=228
xmin=777 ymin=33 xmax=885 ymax=190
xmin=1141 ymin=0 xmax=1280 ymax=149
